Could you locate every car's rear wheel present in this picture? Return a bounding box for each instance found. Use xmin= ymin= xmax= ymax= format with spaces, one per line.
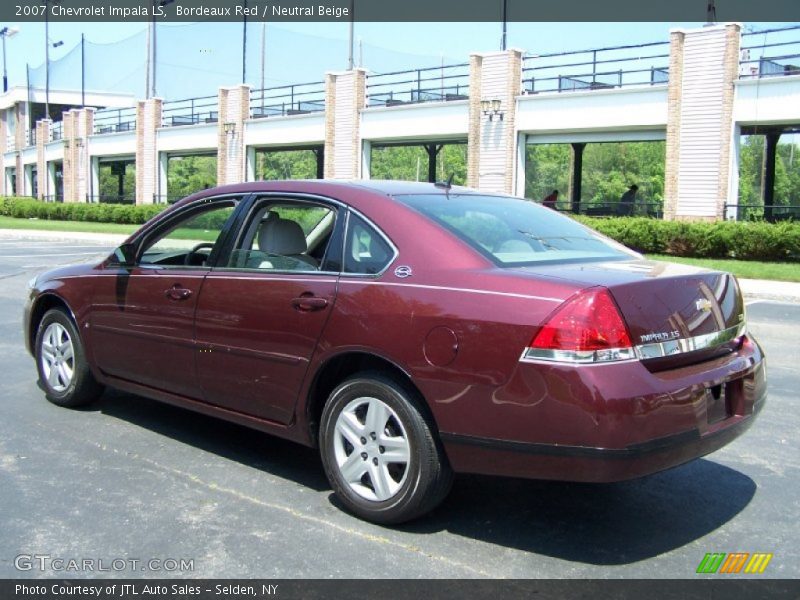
xmin=35 ymin=308 xmax=103 ymax=408
xmin=319 ymin=373 xmax=452 ymax=524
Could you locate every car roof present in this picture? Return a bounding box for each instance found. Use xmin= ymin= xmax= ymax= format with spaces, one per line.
xmin=176 ymin=179 xmax=486 ymax=206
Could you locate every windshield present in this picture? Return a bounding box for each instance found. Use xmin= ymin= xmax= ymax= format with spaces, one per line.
xmin=398 ymin=194 xmax=637 ymax=266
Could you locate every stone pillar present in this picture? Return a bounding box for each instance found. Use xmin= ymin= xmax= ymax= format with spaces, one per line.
xmin=135 ymin=98 xmax=162 ymax=204
xmin=466 ymin=54 xmax=482 ymax=188
xmin=36 ymin=119 xmax=51 ymax=199
xmin=62 ymin=108 xmax=94 ymax=203
xmin=12 ymin=104 xmax=26 ymax=195
xmin=14 ymin=102 xmax=27 ymax=151
xmin=0 ymin=113 xmax=5 ymax=195
xmin=467 ymin=49 xmax=523 ymax=194
xmin=217 ymin=85 xmax=250 ymax=186
xmin=323 ymin=69 xmax=366 ymax=179
xmin=664 ymin=23 xmax=741 ymax=221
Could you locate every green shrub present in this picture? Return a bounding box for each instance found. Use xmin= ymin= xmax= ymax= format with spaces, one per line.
xmin=0 ymin=197 xmax=798 ymax=262
xmin=574 ymin=216 xmax=799 ymax=262
xmin=0 ymin=197 xmax=165 ymax=225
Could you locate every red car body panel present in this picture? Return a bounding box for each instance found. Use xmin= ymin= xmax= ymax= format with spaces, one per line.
xmin=24 ymin=181 xmax=766 ymax=483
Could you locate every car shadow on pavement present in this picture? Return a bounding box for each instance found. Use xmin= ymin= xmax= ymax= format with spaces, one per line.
xmin=397 ymin=460 xmax=757 ymax=565
xmin=92 ymin=389 xmax=330 ymax=492
xmin=87 ymin=390 xmax=756 ymax=566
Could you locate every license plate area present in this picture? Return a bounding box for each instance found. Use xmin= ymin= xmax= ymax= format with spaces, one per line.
xmin=706 ymin=379 xmax=745 ymax=424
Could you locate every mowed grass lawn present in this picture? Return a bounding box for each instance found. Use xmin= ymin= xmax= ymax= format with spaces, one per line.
xmin=0 ymin=216 xmax=137 ymax=235
xmin=0 ymin=216 xmax=798 ymax=282
xmin=647 ymin=255 xmax=800 ymax=283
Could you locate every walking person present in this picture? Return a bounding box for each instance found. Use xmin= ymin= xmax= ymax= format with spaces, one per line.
xmin=619 ymin=184 xmax=638 ymax=216
xmin=542 ymin=189 xmax=559 ymax=210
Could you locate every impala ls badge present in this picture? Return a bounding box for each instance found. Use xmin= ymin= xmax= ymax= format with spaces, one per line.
xmin=394 ymin=265 xmax=413 ymax=278
xmin=696 ymin=299 xmax=713 ymax=312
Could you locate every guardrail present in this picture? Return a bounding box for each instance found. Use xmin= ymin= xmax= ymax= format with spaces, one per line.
xmin=50 ymin=121 xmax=63 ymax=142
xmin=548 ymin=200 xmax=664 ymax=218
xmin=739 ymin=25 xmax=800 ymax=80
xmin=94 ymin=107 xmax=138 ymax=135
xmin=250 ymin=81 xmax=326 ymax=119
xmin=153 ymin=194 xmax=184 ymax=204
xmin=161 ymin=95 xmax=218 ymax=127
xmin=87 ymin=195 xmax=136 ymax=204
xmin=5 ymin=134 xmax=14 ymax=152
xmin=522 ymin=41 xmax=670 ymax=94
xmin=43 ymin=194 xmax=64 ymax=203
xmin=366 ymin=63 xmax=470 ymax=107
xmin=724 ymin=202 xmax=800 ymax=222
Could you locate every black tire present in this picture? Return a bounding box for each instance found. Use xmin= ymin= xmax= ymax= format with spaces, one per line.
xmin=34 ymin=308 xmax=104 ymax=408
xmin=319 ymin=372 xmax=453 ymax=524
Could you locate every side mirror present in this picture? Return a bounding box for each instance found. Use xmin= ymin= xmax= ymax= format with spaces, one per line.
xmin=111 ymin=243 xmax=136 ymax=267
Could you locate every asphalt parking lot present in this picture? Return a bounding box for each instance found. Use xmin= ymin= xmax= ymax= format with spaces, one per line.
xmin=0 ymin=230 xmax=798 ymax=579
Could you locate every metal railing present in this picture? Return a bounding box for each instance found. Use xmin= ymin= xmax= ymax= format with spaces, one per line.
xmin=27 ymin=128 xmax=36 ymax=148
xmin=161 ymin=95 xmax=218 ymax=127
xmin=724 ymin=202 xmax=800 ymax=222
xmin=548 ymin=200 xmax=664 ymax=219
xmin=43 ymin=194 xmax=64 ymax=203
xmin=50 ymin=121 xmax=63 ymax=142
xmin=87 ymin=194 xmax=136 ymax=204
xmin=739 ymin=25 xmax=800 ymax=80
xmin=522 ymin=41 xmax=670 ymax=94
xmin=153 ymin=194 xmax=184 ymax=204
xmin=5 ymin=134 xmax=14 ymax=152
xmin=94 ymin=107 xmax=137 ymax=135
xmin=366 ymin=63 xmax=470 ymax=107
xmin=250 ymin=81 xmax=326 ymax=119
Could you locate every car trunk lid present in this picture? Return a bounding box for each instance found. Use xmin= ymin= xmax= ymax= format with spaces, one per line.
xmin=515 ymin=259 xmax=746 ymax=369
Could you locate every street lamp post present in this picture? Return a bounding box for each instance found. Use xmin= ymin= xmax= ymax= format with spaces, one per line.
xmin=43 ymin=0 xmax=63 ymax=120
xmin=0 ymin=27 xmax=20 ymax=93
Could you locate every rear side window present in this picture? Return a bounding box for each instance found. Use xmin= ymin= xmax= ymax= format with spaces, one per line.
xmin=344 ymin=214 xmax=394 ymax=275
xmin=399 ymin=194 xmax=636 ymax=266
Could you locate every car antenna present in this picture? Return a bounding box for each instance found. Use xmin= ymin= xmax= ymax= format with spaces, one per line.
xmin=434 ymin=173 xmax=454 ymax=191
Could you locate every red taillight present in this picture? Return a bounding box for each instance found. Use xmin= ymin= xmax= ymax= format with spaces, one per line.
xmin=528 ymin=288 xmax=632 ymax=358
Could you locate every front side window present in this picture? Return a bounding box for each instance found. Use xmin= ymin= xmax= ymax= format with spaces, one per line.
xmin=227 ymin=201 xmax=336 ymax=272
xmin=399 ymin=194 xmax=637 ymax=266
xmin=139 ymin=200 xmax=237 ymax=267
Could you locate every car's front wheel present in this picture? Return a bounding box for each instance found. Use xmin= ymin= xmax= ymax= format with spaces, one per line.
xmin=35 ymin=308 xmax=104 ymax=408
xmin=319 ymin=373 xmax=453 ymax=524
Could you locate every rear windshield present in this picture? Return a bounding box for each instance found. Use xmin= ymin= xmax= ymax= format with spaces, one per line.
xmin=399 ymin=194 xmax=637 ymax=266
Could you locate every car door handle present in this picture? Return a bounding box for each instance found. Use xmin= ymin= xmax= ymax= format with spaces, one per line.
xmin=291 ymin=295 xmax=329 ymax=312
xmin=165 ymin=285 xmax=193 ymax=301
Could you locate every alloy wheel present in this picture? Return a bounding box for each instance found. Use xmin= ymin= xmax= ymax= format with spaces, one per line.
xmin=333 ymin=396 xmax=411 ymax=502
xmin=40 ymin=322 xmax=75 ymax=393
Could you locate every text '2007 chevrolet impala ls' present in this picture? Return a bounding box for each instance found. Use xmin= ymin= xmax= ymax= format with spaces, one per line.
xmin=24 ymin=180 xmax=766 ymax=524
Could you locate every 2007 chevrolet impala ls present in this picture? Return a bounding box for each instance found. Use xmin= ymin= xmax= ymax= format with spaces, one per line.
xmin=24 ymin=181 xmax=766 ymax=523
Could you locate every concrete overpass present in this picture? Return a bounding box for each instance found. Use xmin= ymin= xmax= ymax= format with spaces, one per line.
xmin=2 ymin=23 xmax=799 ymax=221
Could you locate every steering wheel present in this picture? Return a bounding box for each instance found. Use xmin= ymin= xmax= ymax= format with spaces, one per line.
xmin=184 ymin=242 xmax=215 ymax=266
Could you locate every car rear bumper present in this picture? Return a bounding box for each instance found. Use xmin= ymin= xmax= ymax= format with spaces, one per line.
xmin=438 ymin=334 xmax=766 ymax=482
xmin=441 ymin=398 xmax=763 ymax=482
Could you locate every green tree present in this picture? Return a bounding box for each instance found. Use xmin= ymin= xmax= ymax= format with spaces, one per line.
xmin=98 ymin=161 xmax=136 ymax=202
xmin=369 ymin=144 xmax=467 ymax=184
xmin=256 ymin=149 xmax=319 ymax=180
xmin=525 ymin=143 xmax=570 ymax=202
xmin=167 ymin=155 xmax=217 ymax=201
xmin=525 ymin=141 xmax=665 ymax=213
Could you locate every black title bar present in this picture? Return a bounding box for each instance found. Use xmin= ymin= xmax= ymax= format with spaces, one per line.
xmin=5 ymin=0 xmax=800 ymax=23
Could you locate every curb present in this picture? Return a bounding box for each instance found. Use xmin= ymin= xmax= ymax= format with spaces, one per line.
xmin=0 ymin=228 xmax=129 ymax=245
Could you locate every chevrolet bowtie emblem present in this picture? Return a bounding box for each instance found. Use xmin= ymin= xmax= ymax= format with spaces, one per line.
xmin=696 ymin=298 xmax=713 ymax=312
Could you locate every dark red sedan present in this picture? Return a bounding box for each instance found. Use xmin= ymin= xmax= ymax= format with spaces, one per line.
xmin=24 ymin=181 xmax=766 ymax=524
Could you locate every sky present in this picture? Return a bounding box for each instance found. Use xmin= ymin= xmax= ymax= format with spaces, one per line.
xmin=1 ymin=20 xmax=798 ymax=98
xmin=0 ymin=21 xmax=710 ymax=87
